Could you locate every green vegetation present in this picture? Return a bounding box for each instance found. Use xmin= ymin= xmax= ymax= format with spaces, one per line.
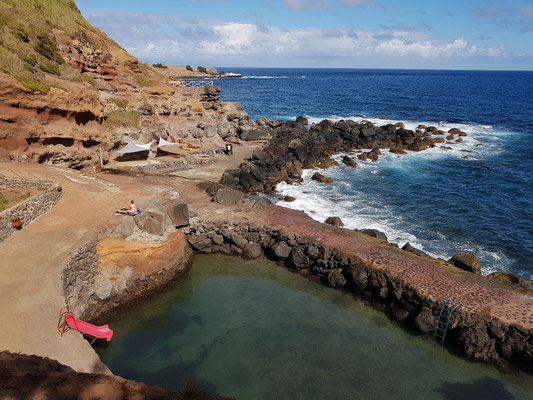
xmin=152 ymin=63 xmax=167 ymax=68
xmin=34 ymin=33 xmax=63 ymax=64
xmin=104 ymin=110 xmax=141 ymax=128
xmin=186 ymin=65 xmax=193 ymax=71
xmin=0 ymin=195 xmax=7 ymax=212
xmin=18 ymin=192 xmax=31 ymax=201
xmin=23 ymin=55 xmax=37 ymax=66
xmin=23 ymin=62 xmax=35 ymax=73
xmin=132 ymin=72 xmax=149 ymax=87
xmin=16 ymin=75 xmax=49 ymax=93
xmin=110 ymin=97 xmax=129 ymax=109
xmin=39 ymin=63 xmax=61 ymax=76
xmin=13 ymin=26 xmax=29 ymax=42
xmin=73 ymin=73 xmax=95 ymax=86
xmin=37 ymin=187 xmax=48 ymax=191
xmin=197 ymin=66 xmax=207 ymax=73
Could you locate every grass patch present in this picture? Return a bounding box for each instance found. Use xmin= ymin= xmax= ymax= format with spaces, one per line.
xmin=0 ymin=195 xmax=7 ymax=212
xmin=104 ymin=110 xmax=141 ymax=128
xmin=18 ymin=192 xmax=31 ymax=201
xmin=23 ymin=62 xmax=35 ymax=73
xmin=39 ymin=62 xmax=61 ymax=76
xmin=37 ymin=187 xmax=48 ymax=191
xmin=16 ymin=74 xmax=49 ymax=94
xmin=23 ymin=55 xmax=37 ymax=66
xmin=132 ymin=72 xmax=149 ymax=87
xmin=110 ymin=97 xmax=128 ymax=109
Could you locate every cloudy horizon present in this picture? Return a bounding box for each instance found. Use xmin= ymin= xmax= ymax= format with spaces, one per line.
xmin=79 ymin=0 xmax=533 ymax=70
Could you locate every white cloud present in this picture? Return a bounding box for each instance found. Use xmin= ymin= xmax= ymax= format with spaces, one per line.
xmin=83 ymin=10 xmax=518 ymax=68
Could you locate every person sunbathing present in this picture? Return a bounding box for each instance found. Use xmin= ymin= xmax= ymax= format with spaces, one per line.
xmin=117 ymin=200 xmax=140 ymax=216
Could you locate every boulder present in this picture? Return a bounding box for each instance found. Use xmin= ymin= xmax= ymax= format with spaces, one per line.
xmin=253 ymin=198 xmax=272 ymax=209
xmin=324 ymin=216 xmax=344 ymax=227
xmin=295 ymin=116 xmax=309 ymax=126
xmin=327 ymin=269 xmax=346 ymax=288
xmin=289 ymin=246 xmax=310 ymax=269
xmin=231 ymin=233 xmax=248 ymax=249
xmin=311 ymin=172 xmax=333 ymax=184
xmin=449 ymin=253 xmax=481 ymax=274
xmin=214 ymin=188 xmax=243 ymax=204
xmin=104 ymin=217 xmax=136 ymax=238
xmin=134 ymin=211 xmax=165 ymax=236
xmin=283 ymin=195 xmax=296 ymax=202
xmin=243 ymin=242 xmax=262 ymax=259
xmin=359 ymin=229 xmax=388 ymax=241
xmin=188 ymin=234 xmax=212 ymax=252
xmin=342 ymin=155 xmax=358 ymax=168
xmin=488 ymin=272 xmax=533 ymax=291
xmin=415 ymin=307 xmax=435 ymax=333
xmin=167 ymin=203 xmax=189 ymax=227
xmin=459 ymin=324 xmax=498 ymax=361
xmin=274 ymin=241 xmax=291 ymax=259
xmin=402 ymin=243 xmax=429 ymax=257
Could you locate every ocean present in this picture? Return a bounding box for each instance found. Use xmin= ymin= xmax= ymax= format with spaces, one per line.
xmin=214 ymin=68 xmax=533 ymax=279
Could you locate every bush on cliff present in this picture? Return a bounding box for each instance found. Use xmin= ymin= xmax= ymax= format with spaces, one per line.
xmin=104 ymin=110 xmax=141 ymax=128
xmin=13 ymin=26 xmax=29 ymax=42
xmin=39 ymin=63 xmax=61 ymax=76
xmin=197 ymin=66 xmax=207 ymax=73
xmin=34 ymin=33 xmax=63 ymax=64
xmin=186 ymin=65 xmax=193 ymax=71
xmin=152 ymin=63 xmax=167 ymax=68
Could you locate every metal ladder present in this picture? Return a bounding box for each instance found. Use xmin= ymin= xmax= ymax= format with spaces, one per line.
xmin=433 ymin=295 xmax=458 ymax=344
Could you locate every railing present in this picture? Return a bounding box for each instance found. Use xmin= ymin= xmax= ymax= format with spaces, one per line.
xmin=169 ymin=80 xmax=214 ymax=88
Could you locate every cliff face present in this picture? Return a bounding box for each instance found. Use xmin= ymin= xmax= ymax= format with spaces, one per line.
xmin=0 ymin=0 xmax=248 ymax=169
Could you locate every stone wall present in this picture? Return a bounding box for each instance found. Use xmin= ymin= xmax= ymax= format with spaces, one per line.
xmin=185 ymin=219 xmax=532 ymax=372
xmin=0 ymin=184 xmax=62 ymax=243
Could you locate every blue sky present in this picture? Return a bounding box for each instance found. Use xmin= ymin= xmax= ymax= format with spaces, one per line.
xmin=78 ymin=0 xmax=533 ymax=70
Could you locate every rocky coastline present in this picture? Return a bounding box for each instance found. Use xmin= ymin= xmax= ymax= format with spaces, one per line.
xmin=220 ymin=117 xmax=466 ymax=193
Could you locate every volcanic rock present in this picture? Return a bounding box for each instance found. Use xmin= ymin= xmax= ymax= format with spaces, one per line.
xmin=342 ymin=155 xmax=358 ymax=167
xmin=449 ymin=253 xmax=481 ymax=274
xmin=324 ymin=216 xmax=345 ymax=227
xmin=214 ymin=188 xmax=243 ymax=204
xmin=311 ymin=172 xmax=333 ymax=184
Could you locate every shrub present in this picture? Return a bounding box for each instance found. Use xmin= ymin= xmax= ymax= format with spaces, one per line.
xmin=40 ymin=63 xmax=61 ymax=76
xmin=104 ymin=110 xmax=141 ymax=128
xmin=16 ymin=75 xmax=49 ymax=94
xmin=152 ymin=63 xmax=167 ymax=68
xmin=34 ymin=33 xmax=63 ymax=64
xmin=110 ymin=97 xmax=128 ymax=109
xmin=0 ymin=195 xmax=7 ymax=212
xmin=185 ymin=65 xmax=193 ymax=71
xmin=23 ymin=55 xmax=38 ymax=66
xmin=23 ymin=62 xmax=35 ymax=73
xmin=197 ymin=66 xmax=207 ymax=73
xmin=132 ymin=73 xmax=148 ymax=87
xmin=13 ymin=26 xmax=30 ymax=43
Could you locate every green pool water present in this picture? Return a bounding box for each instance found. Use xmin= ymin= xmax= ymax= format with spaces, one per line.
xmin=96 ymin=254 xmax=533 ymax=400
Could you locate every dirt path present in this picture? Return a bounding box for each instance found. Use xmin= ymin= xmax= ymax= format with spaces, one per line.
xmin=0 ymin=163 xmax=146 ymax=373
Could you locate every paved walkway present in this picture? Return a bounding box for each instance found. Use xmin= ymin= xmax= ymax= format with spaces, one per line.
xmin=0 ymin=163 xmax=138 ymax=373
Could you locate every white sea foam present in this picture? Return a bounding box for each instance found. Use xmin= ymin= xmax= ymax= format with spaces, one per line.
xmin=272 ymin=115 xmax=520 ymax=276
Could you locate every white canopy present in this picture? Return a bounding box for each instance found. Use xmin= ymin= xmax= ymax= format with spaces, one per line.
xmin=116 ymin=141 xmax=154 ymax=154
xmin=157 ymin=137 xmax=179 ymax=148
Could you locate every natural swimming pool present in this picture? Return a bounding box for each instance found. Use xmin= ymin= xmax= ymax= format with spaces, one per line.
xmin=96 ymin=254 xmax=533 ymax=399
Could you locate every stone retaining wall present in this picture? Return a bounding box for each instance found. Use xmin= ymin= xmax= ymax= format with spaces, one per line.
xmin=62 ymin=233 xmax=193 ymax=324
xmin=0 ymin=184 xmax=62 ymax=243
xmin=185 ymin=219 xmax=532 ymax=372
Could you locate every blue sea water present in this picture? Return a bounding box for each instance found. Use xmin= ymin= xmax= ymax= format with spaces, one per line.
xmin=214 ymin=68 xmax=533 ymax=278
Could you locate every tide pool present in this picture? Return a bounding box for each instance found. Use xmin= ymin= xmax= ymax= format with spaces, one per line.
xmin=96 ymin=254 xmax=533 ymax=399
